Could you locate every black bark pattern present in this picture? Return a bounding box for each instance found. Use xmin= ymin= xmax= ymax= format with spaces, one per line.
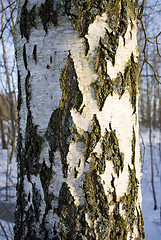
xmin=92 ymin=0 xmax=139 ymax=112
xmin=88 ymin=126 xmax=124 ymax=176
xmin=124 ymin=53 xmax=139 ymax=113
xmin=39 ymin=0 xmax=58 ymax=33
xmin=14 ymin=69 xmax=44 ymax=239
xmin=82 ymin=169 xmax=109 ymax=221
xmin=33 ymin=45 xmax=37 ymax=64
xmin=23 ymin=43 xmax=28 ymax=70
xmin=119 ymin=165 xmax=140 ymax=238
xmin=131 ymin=127 xmax=136 ymax=165
xmin=17 ymin=70 xmax=22 ymax=112
xmin=58 ymin=182 xmax=77 ymax=239
xmin=63 ymin=0 xmax=109 ymax=37
xmin=24 ymin=70 xmax=43 ymax=178
xmin=84 ymin=114 xmax=101 ymax=161
xmin=46 ymin=52 xmax=83 ymax=177
xmin=93 ymin=38 xmax=113 ymax=111
xmin=101 ymin=128 xmax=124 ymax=176
xmin=25 ymin=112 xmax=43 ymax=178
xmin=20 ymin=0 xmax=36 ymax=40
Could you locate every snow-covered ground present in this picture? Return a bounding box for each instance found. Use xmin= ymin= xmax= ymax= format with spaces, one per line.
xmin=0 ymin=149 xmax=16 ymax=240
xmin=0 ymin=128 xmax=160 ymax=239
xmin=140 ymin=128 xmax=161 ymax=240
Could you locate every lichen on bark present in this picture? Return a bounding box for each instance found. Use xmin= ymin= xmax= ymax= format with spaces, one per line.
xmin=65 ymin=0 xmax=109 ymax=37
xmin=82 ymin=167 xmax=109 ymax=224
xmin=124 ymin=53 xmax=139 ymax=113
xmin=84 ymin=114 xmax=101 ymax=161
xmin=119 ymin=165 xmax=140 ymax=238
xmin=107 ymin=0 xmax=137 ymax=37
xmin=101 ymin=128 xmax=124 ymax=176
xmin=93 ymin=50 xmax=139 ymax=112
xmin=93 ymin=38 xmax=113 ymax=111
xmin=91 ymin=0 xmax=139 ymax=112
xmin=109 ymin=202 xmax=127 ymax=239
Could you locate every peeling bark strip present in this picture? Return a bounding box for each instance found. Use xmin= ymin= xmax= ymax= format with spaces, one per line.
xmin=14 ymin=0 xmax=144 ymax=239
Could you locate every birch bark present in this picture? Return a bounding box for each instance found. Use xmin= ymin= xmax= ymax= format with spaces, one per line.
xmin=14 ymin=0 xmax=145 ymax=239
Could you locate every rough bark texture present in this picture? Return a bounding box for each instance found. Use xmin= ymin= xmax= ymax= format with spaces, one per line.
xmin=14 ymin=0 xmax=145 ymax=239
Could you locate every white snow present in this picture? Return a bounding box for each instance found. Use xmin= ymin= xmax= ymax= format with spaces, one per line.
xmin=140 ymin=128 xmax=161 ymax=240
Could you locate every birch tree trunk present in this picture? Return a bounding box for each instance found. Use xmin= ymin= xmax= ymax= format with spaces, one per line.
xmin=14 ymin=0 xmax=145 ymax=239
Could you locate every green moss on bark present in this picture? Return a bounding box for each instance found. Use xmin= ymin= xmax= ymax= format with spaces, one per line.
xmin=113 ymin=72 xmax=125 ymax=96
xmin=107 ymin=0 xmax=137 ymax=37
xmin=58 ymin=182 xmax=96 ymax=239
xmin=104 ymin=28 xmax=120 ymax=65
xmin=111 ymin=174 xmax=117 ymax=203
xmin=91 ymin=152 xmax=106 ymax=175
xmin=84 ymin=125 xmax=124 ymax=176
xmin=46 ymin=107 xmax=79 ymax=177
xmin=84 ymin=37 xmax=90 ymax=56
xmin=93 ymin=40 xmax=139 ymax=112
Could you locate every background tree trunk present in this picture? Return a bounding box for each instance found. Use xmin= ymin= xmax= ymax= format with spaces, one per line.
xmin=14 ymin=0 xmax=145 ymax=239
xmin=0 ymin=118 xmax=7 ymax=149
